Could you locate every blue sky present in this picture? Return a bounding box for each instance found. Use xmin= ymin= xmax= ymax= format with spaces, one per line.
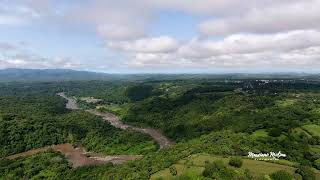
xmin=1 ymin=0 xmax=320 ymax=73
xmin=150 ymin=11 xmax=200 ymax=40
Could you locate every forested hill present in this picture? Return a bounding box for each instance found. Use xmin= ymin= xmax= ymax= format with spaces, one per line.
xmin=0 ymin=69 xmax=112 ymax=82
xmin=2 ymin=68 xmax=320 ymax=82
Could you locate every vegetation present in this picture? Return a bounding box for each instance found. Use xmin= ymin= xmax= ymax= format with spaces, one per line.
xmin=1 ymin=77 xmax=320 ymax=179
xmin=169 ymin=166 xmax=177 ymax=176
xmin=203 ymin=160 xmax=235 ymax=179
xmin=0 ymin=83 xmax=156 ymax=157
xmin=151 ymin=153 xmax=298 ymax=179
xmin=228 ymin=157 xmax=243 ymax=168
xmin=0 ymin=152 xmax=71 ymax=179
xmin=270 ymin=170 xmax=294 ymax=180
xmin=125 ymin=84 xmax=155 ymax=101
xmin=295 ymin=166 xmax=316 ymax=180
xmin=315 ymin=159 xmax=320 ymax=170
xmin=302 ymin=124 xmax=320 ymax=137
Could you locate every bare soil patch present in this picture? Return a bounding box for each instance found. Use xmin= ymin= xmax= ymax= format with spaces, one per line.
xmin=6 ymin=144 xmax=142 ymax=168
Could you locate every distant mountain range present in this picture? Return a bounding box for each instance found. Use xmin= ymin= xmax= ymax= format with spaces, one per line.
xmin=0 ymin=68 xmax=319 ymax=82
xmin=0 ymin=68 xmax=111 ymax=82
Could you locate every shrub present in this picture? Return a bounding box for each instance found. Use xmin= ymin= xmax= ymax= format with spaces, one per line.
xmin=203 ymin=160 xmax=235 ymax=179
xmin=270 ymin=170 xmax=293 ymax=180
xmin=243 ymin=169 xmax=254 ymax=180
xmin=268 ymin=128 xmax=282 ymax=137
xmin=169 ymin=166 xmax=177 ymax=176
xmin=228 ymin=157 xmax=243 ymax=168
xmin=295 ymin=166 xmax=316 ymax=180
xmin=314 ymin=159 xmax=320 ymax=170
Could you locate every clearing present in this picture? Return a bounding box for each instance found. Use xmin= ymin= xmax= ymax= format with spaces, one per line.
xmin=6 ymin=143 xmax=142 ymax=168
xmin=150 ymin=153 xmax=299 ymax=179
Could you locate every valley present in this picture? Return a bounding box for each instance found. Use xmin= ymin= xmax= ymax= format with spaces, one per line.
xmin=58 ymin=92 xmax=175 ymax=149
xmin=1 ymin=77 xmax=320 ymax=179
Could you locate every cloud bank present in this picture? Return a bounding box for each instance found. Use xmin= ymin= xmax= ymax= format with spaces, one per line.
xmin=1 ymin=0 xmax=320 ymax=72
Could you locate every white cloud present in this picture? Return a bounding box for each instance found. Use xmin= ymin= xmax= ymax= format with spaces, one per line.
xmin=97 ymin=24 xmax=145 ymax=40
xmin=199 ymin=0 xmax=320 ymax=36
xmin=2 ymin=0 xmax=320 ymax=72
xmin=108 ymin=36 xmax=179 ymax=53
xmin=142 ymin=0 xmax=296 ymax=16
xmin=178 ymin=30 xmax=320 ymax=58
xmin=0 ymin=0 xmax=59 ymax=26
xmin=67 ymin=0 xmax=294 ymax=40
xmin=0 ymin=43 xmax=17 ymax=51
xmin=7 ymin=59 xmax=28 ymax=65
xmin=0 ymin=42 xmax=83 ymax=69
xmin=0 ymin=54 xmax=82 ymax=69
xmin=124 ymin=46 xmax=320 ymax=71
xmin=121 ymin=30 xmax=320 ymax=70
xmin=67 ymin=0 xmax=152 ymax=40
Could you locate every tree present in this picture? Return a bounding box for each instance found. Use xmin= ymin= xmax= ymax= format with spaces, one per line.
xmin=125 ymin=85 xmax=153 ymax=101
xmin=295 ymin=166 xmax=316 ymax=180
xmin=270 ymin=170 xmax=293 ymax=180
xmin=203 ymin=160 xmax=235 ymax=179
xmin=268 ymin=128 xmax=282 ymax=137
xmin=314 ymin=159 xmax=320 ymax=170
xmin=228 ymin=157 xmax=243 ymax=168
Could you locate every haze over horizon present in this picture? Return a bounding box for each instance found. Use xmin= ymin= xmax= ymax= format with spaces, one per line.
xmin=1 ymin=0 xmax=320 ymax=73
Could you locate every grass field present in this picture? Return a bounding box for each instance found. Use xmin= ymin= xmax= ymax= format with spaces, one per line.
xmin=302 ymin=124 xmax=320 ymax=137
xmin=275 ymin=99 xmax=298 ymax=107
xmin=311 ymin=108 xmax=320 ymax=116
xmin=151 ymin=164 xmax=204 ymax=180
xmin=150 ymin=154 xmax=297 ymax=179
xmin=96 ymin=104 xmax=129 ymax=117
xmin=311 ymin=145 xmax=320 ymax=159
xmin=250 ymin=129 xmax=269 ymax=139
xmin=292 ymin=127 xmax=313 ymax=138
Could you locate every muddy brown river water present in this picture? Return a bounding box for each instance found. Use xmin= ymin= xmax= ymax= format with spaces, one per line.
xmin=58 ymin=92 xmax=175 ymax=149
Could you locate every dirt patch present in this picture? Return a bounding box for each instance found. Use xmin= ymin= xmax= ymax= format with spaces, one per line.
xmin=131 ymin=127 xmax=175 ymax=149
xmin=86 ymin=109 xmax=129 ymax=130
xmin=6 ymin=144 xmax=142 ymax=168
xmin=80 ymin=97 xmax=103 ymax=104
xmin=57 ymin=92 xmax=79 ymax=110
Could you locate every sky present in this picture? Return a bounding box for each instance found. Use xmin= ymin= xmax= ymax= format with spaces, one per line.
xmin=0 ymin=0 xmax=320 ymax=73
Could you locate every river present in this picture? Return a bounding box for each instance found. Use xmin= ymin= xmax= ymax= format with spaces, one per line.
xmin=57 ymin=92 xmax=175 ymax=149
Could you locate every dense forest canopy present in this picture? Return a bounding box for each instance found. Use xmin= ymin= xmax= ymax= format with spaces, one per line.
xmin=0 ymin=75 xmax=320 ymax=179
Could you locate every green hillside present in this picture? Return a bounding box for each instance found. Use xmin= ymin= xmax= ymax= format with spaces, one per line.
xmin=1 ymin=77 xmax=320 ymax=179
